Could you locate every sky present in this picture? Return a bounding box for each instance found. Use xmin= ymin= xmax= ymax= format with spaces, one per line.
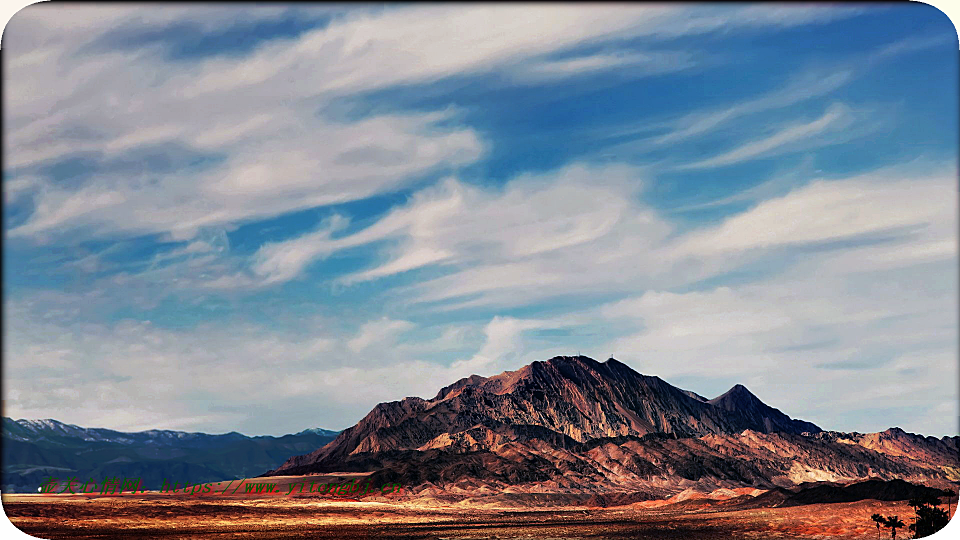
xmin=3 ymin=4 xmax=958 ymax=437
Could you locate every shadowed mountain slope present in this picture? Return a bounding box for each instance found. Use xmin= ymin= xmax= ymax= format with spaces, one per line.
xmin=708 ymin=384 xmax=822 ymax=435
xmin=271 ymin=356 xmax=820 ymax=474
xmin=266 ymin=356 xmax=957 ymax=500
xmin=1 ymin=418 xmax=339 ymax=493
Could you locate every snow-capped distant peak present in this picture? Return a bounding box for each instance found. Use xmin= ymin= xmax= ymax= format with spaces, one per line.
xmin=296 ymin=427 xmax=340 ymax=436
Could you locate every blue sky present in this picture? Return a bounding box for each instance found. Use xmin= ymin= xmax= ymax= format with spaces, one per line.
xmin=3 ymin=4 xmax=958 ymax=437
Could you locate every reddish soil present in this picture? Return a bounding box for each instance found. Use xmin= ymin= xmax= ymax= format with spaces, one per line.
xmin=3 ymin=492 xmax=944 ymax=539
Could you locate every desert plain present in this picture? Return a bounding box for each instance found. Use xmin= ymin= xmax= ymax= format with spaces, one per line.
xmin=3 ymin=473 xmax=948 ymax=540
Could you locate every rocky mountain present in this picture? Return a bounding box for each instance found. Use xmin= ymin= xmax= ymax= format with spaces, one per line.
xmin=267 ymin=355 xmax=958 ymax=502
xmin=1 ymin=418 xmax=339 ymax=493
xmin=708 ymin=384 xmax=821 ymax=435
xmin=275 ymin=356 xmax=819 ymax=474
xmin=760 ymin=478 xmax=952 ymax=507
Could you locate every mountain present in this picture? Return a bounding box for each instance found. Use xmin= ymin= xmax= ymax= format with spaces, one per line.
xmin=3 ymin=418 xmax=249 ymax=447
xmin=272 ymin=356 xmax=820 ymax=474
xmin=707 ymin=384 xmax=821 ymax=435
xmin=267 ymin=355 xmax=958 ymax=502
xmin=295 ymin=427 xmax=341 ymax=437
xmin=680 ymin=389 xmax=709 ymax=402
xmin=774 ymin=478 xmax=951 ymax=506
xmin=1 ymin=418 xmax=339 ymax=493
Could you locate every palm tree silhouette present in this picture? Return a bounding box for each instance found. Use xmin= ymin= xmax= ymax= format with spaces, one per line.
xmin=884 ymin=515 xmax=905 ymax=539
xmin=870 ymin=513 xmax=884 ymax=540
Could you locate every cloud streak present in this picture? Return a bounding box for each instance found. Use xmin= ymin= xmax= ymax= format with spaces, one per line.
xmin=6 ymin=4 xmax=861 ymax=242
xmin=676 ymin=103 xmax=855 ymax=169
xmin=4 ymin=5 xmax=956 ymax=438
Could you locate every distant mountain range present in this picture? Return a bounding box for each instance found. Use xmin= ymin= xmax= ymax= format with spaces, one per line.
xmin=1 ymin=418 xmax=339 ymax=493
xmin=268 ymin=355 xmax=959 ymax=501
xmin=6 ymin=356 xmax=957 ymax=501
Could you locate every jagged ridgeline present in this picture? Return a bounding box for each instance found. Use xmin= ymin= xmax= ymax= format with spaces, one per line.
xmin=267 ymin=356 xmax=958 ymax=497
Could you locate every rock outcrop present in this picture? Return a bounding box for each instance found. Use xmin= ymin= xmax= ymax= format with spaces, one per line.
xmin=267 ymin=355 xmax=958 ymax=499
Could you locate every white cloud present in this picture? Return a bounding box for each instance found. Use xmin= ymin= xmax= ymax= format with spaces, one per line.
xmin=649 ymin=71 xmax=853 ymax=146
xmin=46 ymin=158 xmax=953 ymax=327
xmin=5 ymin=4 xmax=860 ymax=242
xmin=671 ymin=167 xmax=954 ymax=256
xmin=6 ymin=4 xmax=954 ymax=439
xmin=583 ymin=163 xmax=956 ymax=434
xmin=245 ymin=163 xmax=651 ymax=287
xmin=602 ymin=34 xmax=940 ymax=154
xmin=2 ymin=295 xmax=548 ymax=434
xmin=6 ymin=160 xmax=956 ymax=435
xmin=238 ymin=161 xmax=957 ymax=316
xmin=3 ymin=175 xmax=41 ymax=204
xmin=678 ymin=103 xmax=855 ymax=169
xmin=508 ymin=50 xmax=698 ymax=84
xmin=8 ymin=108 xmax=483 ymax=240
xmin=450 ymin=316 xmax=547 ymax=375
xmin=180 ymin=5 xmax=854 ymax=98
xmin=251 ymin=214 xmax=351 ymax=284
xmin=598 ymin=249 xmax=957 ymax=434
xmin=458 ymin=165 xmax=950 ymax=310
xmin=246 ymin=163 xmax=669 ymax=296
xmin=347 ymin=318 xmax=415 ymax=353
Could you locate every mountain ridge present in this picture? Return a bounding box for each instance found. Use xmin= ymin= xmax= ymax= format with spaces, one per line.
xmin=1 ymin=417 xmax=340 ymax=493
xmin=707 ymin=383 xmax=822 ymax=435
xmin=276 ymin=355 xmax=821 ymax=471
xmin=266 ymin=355 xmax=957 ymax=499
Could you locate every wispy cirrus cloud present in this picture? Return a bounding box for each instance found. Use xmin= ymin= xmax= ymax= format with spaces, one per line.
xmin=244 ymin=159 xmax=956 ymax=313
xmin=249 ymin=163 xmax=663 ymax=289
xmin=5 ymin=4 xmax=956 ymax=439
xmin=675 ymin=102 xmax=858 ymax=170
xmin=600 ymin=33 xmax=947 ymax=160
xmin=651 ymin=72 xmax=854 ymax=147
xmin=669 ymin=164 xmax=955 ymax=257
xmin=505 ymin=50 xmax=699 ymax=85
xmin=5 ymin=4 xmax=861 ymax=243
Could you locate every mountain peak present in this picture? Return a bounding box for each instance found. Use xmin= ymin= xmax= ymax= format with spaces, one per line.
xmin=709 ymin=384 xmax=821 ymax=434
xmin=544 ymin=354 xmax=600 ymax=366
xmin=271 ymin=354 xmax=834 ymax=480
xmin=543 ymin=354 xmax=635 ymax=374
xmin=713 ymin=383 xmax=758 ymax=403
xmin=268 ymin=354 xmax=861 ymax=485
xmin=295 ymin=427 xmax=340 ymax=437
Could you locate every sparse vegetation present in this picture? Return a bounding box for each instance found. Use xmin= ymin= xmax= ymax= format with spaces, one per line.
xmin=871 ymin=514 xmax=907 ymax=540
xmin=871 ymin=513 xmax=885 ymax=540
xmin=885 ymin=515 xmax=905 ymax=539
xmin=907 ymin=493 xmax=950 ymax=538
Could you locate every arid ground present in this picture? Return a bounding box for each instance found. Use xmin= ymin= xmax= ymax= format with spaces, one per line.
xmin=2 ymin=488 xmax=932 ymax=539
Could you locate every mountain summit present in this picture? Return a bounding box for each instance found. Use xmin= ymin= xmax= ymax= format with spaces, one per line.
xmin=269 ymin=356 xmax=838 ymax=475
xmin=279 ymin=355 xmax=820 ymax=470
xmin=266 ymin=356 xmax=956 ymax=497
xmin=708 ymin=383 xmax=821 ymax=435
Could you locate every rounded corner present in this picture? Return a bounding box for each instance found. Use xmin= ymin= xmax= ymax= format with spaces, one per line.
xmin=0 ymin=494 xmax=48 ymax=540
xmin=2 ymin=0 xmax=50 ymax=41
xmin=909 ymin=0 xmax=960 ymax=50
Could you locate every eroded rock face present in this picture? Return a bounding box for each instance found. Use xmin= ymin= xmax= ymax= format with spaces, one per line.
xmin=267 ymin=355 xmax=958 ymax=496
xmin=707 ymin=384 xmax=821 ymax=435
